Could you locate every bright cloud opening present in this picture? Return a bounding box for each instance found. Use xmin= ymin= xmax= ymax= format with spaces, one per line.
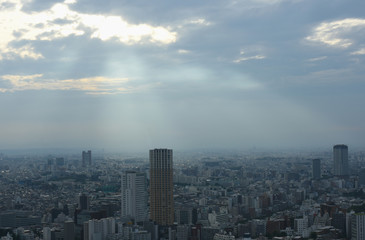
xmin=306 ymin=18 xmax=365 ymax=48
xmin=351 ymin=48 xmax=365 ymax=55
xmin=0 ymin=0 xmax=177 ymax=60
xmin=0 ymin=74 xmax=135 ymax=94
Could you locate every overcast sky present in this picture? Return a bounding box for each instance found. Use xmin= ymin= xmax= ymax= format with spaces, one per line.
xmin=0 ymin=0 xmax=364 ymax=151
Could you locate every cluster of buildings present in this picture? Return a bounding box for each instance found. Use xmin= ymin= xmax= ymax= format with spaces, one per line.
xmin=0 ymin=145 xmax=365 ymax=239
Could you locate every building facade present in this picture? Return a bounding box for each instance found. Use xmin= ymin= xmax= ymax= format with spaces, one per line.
xmin=149 ymin=148 xmax=174 ymax=225
xmin=78 ymin=193 xmax=89 ymax=210
xmin=352 ymin=213 xmax=365 ymax=240
xmin=84 ymin=217 xmax=116 ymax=240
xmin=333 ymin=144 xmax=349 ymax=177
xmin=82 ymin=150 xmax=92 ymax=167
xmin=312 ymin=158 xmax=321 ymax=180
xmin=121 ymin=171 xmax=147 ymax=222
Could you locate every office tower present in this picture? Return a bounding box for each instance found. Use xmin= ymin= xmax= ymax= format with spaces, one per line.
xmin=352 ymin=213 xmax=365 ymax=240
xmin=82 ymin=150 xmax=92 ymax=167
xmin=64 ymin=221 xmax=75 ymax=240
xmin=43 ymin=227 xmax=51 ymax=240
xmin=78 ymin=193 xmax=89 ymax=210
xmin=149 ymin=148 xmax=174 ymax=225
xmin=333 ymin=144 xmax=349 ymax=176
xmin=312 ymin=159 xmax=321 ymax=180
xmin=359 ymin=168 xmax=365 ymax=186
xmin=121 ymin=171 xmax=147 ymax=222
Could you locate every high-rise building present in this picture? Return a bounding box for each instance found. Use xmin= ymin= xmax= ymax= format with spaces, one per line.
xmin=121 ymin=171 xmax=147 ymax=222
xmin=64 ymin=221 xmax=75 ymax=240
xmin=149 ymin=148 xmax=174 ymax=226
xmin=333 ymin=144 xmax=349 ymax=177
xmin=43 ymin=227 xmax=51 ymax=240
xmin=312 ymin=159 xmax=321 ymax=180
xmin=78 ymin=193 xmax=89 ymax=210
xmin=351 ymin=213 xmax=365 ymax=240
xmin=359 ymin=168 xmax=365 ymax=186
xmin=82 ymin=150 xmax=92 ymax=167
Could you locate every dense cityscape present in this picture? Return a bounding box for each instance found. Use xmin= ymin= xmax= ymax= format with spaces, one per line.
xmin=1 ymin=0 xmax=364 ymax=239
xmin=0 ymin=145 xmax=365 ymax=240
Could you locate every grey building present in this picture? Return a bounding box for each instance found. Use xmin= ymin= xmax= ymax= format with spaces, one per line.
xmin=333 ymin=144 xmax=349 ymax=177
xmin=82 ymin=150 xmax=91 ymax=167
xmin=312 ymin=159 xmax=321 ymax=180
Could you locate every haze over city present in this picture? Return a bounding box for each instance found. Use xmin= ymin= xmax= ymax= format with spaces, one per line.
xmin=1 ymin=0 xmax=365 ymax=151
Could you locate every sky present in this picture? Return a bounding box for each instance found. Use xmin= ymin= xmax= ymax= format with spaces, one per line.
xmin=0 ymin=0 xmax=364 ymax=152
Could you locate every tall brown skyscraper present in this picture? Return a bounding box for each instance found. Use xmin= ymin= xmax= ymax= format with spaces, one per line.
xmin=149 ymin=148 xmax=174 ymax=225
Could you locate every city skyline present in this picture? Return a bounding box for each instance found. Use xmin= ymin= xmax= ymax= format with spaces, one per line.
xmin=0 ymin=0 xmax=365 ymax=151
xmin=1 ymin=145 xmax=364 ymax=239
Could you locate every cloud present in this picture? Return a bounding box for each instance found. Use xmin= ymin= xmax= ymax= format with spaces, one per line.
xmin=233 ymin=47 xmax=266 ymax=63
xmin=306 ymin=18 xmax=365 ymax=48
xmin=307 ymin=56 xmax=327 ymax=62
xmin=177 ymin=49 xmax=190 ymax=54
xmin=0 ymin=0 xmax=177 ymax=60
xmin=189 ymin=18 xmax=212 ymax=26
xmin=0 ymin=45 xmax=44 ymax=60
xmin=283 ymin=68 xmax=358 ymax=85
xmin=176 ymin=17 xmax=212 ymax=30
xmin=233 ymin=55 xmax=266 ymax=63
xmin=0 ymin=74 xmax=144 ymax=94
xmin=233 ymin=49 xmax=266 ymax=63
xmin=81 ymin=15 xmax=176 ymax=44
xmin=351 ymin=48 xmax=365 ymax=55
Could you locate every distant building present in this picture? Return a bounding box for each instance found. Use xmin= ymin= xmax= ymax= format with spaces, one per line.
xmin=213 ymin=232 xmax=235 ymax=240
xmin=0 ymin=232 xmax=13 ymax=240
xmin=0 ymin=211 xmax=41 ymax=228
xmin=84 ymin=217 xmax=115 ymax=240
xmin=78 ymin=193 xmax=89 ymax=211
xmin=294 ymin=217 xmax=308 ymax=237
xmin=149 ymin=148 xmax=174 ymax=226
xmin=351 ymin=213 xmax=365 ymax=240
xmin=55 ymin=157 xmax=65 ymax=166
xmin=121 ymin=171 xmax=147 ymax=222
xmin=312 ymin=159 xmax=321 ymax=180
xmin=243 ymin=233 xmax=252 ymax=240
xmin=175 ymin=206 xmax=197 ymax=225
xmin=43 ymin=227 xmax=51 ymax=240
xmin=201 ymin=227 xmax=220 ymax=240
xmin=176 ymin=225 xmax=190 ymax=240
xmin=64 ymin=221 xmax=75 ymax=240
xmin=331 ymin=212 xmax=346 ymax=235
xmin=359 ymin=168 xmax=365 ymax=186
xmin=333 ymin=144 xmax=349 ymax=177
xmin=82 ymin=150 xmax=92 ymax=167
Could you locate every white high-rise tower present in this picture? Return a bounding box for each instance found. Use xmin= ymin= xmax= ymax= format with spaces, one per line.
xmin=121 ymin=171 xmax=147 ymax=222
